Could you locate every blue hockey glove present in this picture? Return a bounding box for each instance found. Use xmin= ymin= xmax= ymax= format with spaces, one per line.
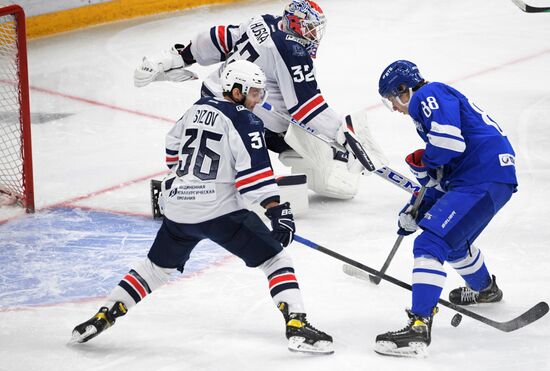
xmin=265 ymin=202 xmax=295 ymax=247
xmin=405 ymin=149 xmax=440 ymax=187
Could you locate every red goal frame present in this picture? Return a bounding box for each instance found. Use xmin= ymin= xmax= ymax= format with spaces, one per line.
xmin=0 ymin=4 xmax=34 ymax=213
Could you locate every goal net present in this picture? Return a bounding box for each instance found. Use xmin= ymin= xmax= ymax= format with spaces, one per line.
xmin=0 ymin=4 xmax=34 ymax=212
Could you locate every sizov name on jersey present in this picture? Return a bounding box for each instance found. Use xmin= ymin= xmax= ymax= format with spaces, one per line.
xmin=193 ymin=110 xmax=219 ymax=127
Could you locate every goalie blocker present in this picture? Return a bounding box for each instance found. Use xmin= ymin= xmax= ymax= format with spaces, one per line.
xmin=151 ymin=175 xmax=309 ymax=220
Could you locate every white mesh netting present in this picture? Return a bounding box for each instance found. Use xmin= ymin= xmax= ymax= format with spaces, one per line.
xmin=0 ymin=9 xmax=25 ymax=206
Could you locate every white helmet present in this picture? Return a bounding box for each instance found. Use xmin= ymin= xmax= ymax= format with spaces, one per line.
xmin=220 ymin=60 xmax=266 ymax=96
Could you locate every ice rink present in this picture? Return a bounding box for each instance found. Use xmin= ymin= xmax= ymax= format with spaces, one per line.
xmin=1 ymin=0 xmax=550 ymax=369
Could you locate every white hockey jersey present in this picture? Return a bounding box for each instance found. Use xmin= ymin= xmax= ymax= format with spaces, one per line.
xmin=190 ymin=14 xmax=342 ymax=139
xmin=162 ymin=96 xmax=280 ymax=223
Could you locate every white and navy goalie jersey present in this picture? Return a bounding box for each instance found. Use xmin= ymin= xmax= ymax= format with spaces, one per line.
xmin=408 ymin=82 xmax=518 ymax=190
xmin=162 ymin=97 xmax=280 ymax=224
xmin=190 ymin=14 xmax=341 ymax=139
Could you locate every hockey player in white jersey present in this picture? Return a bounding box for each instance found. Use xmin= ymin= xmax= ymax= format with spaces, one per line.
xmin=72 ymin=61 xmax=333 ymax=355
xmin=134 ymin=0 xmax=367 ymax=199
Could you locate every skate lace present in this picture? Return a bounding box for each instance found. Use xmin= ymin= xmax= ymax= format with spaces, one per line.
xmin=293 ymin=315 xmax=324 ymax=335
xmin=302 ymin=318 xmax=323 ymax=333
xmin=460 ymin=287 xmax=478 ymax=303
xmin=389 ymin=317 xmax=415 ymax=334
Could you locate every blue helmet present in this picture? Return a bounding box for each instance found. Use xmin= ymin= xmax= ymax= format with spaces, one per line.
xmin=378 ymin=60 xmax=424 ymax=98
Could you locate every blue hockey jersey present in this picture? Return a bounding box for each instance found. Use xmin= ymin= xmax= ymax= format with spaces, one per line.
xmin=408 ymin=82 xmax=518 ymax=190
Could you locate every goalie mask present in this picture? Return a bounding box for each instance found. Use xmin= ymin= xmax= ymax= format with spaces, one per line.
xmin=283 ymin=0 xmax=327 ymax=58
xmin=378 ymin=60 xmax=425 ymax=111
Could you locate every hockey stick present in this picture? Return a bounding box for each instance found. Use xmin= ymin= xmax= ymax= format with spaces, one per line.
xmin=364 ymin=186 xmax=427 ymax=285
xmin=294 ymin=234 xmax=549 ymax=332
xmin=511 ymin=0 xmax=550 ymax=12
xmin=261 ymin=102 xmax=420 ymax=194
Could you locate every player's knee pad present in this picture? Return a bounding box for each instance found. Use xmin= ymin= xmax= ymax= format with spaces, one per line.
xmin=280 ymin=126 xmax=360 ymax=199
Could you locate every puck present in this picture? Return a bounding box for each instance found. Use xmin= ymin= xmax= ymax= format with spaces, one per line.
xmin=451 ymin=313 xmax=462 ymax=327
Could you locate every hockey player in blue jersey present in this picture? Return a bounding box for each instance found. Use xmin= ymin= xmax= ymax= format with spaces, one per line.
xmin=71 ymin=61 xmax=333 ymax=355
xmin=134 ymin=0 xmax=369 ymax=200
xmin=374 ymin=60 xmax=518 ymax=357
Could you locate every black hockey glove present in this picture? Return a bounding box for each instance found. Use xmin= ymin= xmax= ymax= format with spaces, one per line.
xmin=174 ymin=43 xmax=196 ymax=66
xmin=265 ymin=202 xmax=295 ymax=247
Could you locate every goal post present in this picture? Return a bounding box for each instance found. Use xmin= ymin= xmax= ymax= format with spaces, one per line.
xmin=0 ymin=4 xmax=34 ymax=213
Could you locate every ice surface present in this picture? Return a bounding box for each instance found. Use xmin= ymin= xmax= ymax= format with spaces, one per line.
xmin=1 ymin=0 xmax=549 ymax=370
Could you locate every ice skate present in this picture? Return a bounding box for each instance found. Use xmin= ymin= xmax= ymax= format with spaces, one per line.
xmin=374 ymin=308 xmax=437 ymax=358
xmin=71 ymin=302 xmax=127 ymax=344
xmin=278 ymin=302 xmax=333 ymax=355
xmin=449 ymin=275 xmax=503 ymax=305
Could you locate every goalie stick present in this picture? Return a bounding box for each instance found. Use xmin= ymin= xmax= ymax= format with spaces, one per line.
xmin=294 ymin=234 xmax=549 ymax=332
xmin=261 ymin=102 xmax=421 ymax=194
xmin=365 ymin=186 xmax=427 ymax=285
xmin=511 ymin=0 xmax=550 ymax=12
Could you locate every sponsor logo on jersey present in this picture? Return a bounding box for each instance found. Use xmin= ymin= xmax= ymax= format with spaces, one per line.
xmin=236 ymin=105 xmax=247 ymax=111
xmin=498 ymin=153 xmax=515 ymax=167
xmin=285 ymin=34 xmax=308 ymax=47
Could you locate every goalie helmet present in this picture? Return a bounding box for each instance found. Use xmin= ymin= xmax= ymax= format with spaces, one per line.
xmin=378 ymin=60 xmax=424 ymax=98
xmin=282 ymin=0 xmax=327 ymax=58
xmin=221 ymin=60 xmax=266 ymax=97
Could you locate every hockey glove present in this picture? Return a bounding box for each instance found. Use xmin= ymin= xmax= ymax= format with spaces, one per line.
xmin=405 ymin=149 xmax=441 ymax=188
xmin=134 ymin=45 xmax=198 ymax=87
xmin=397 ymin=202 xmax=419 ymax=236
xmin=397 ymin=189 xmax=433 ymax=236
xmin=265 ymin=202 xmax=295 ymax=247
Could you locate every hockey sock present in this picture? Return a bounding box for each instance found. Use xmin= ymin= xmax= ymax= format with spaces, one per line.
xmin=104 ymin=258 xmax=173 ymax=310
xmin=411 ymin=257 xmax=446 ymax=317
xmin=449 ymin=245 xmax=491 ymax=291
xmin=259 ymin=250 xmax=305 ymax=313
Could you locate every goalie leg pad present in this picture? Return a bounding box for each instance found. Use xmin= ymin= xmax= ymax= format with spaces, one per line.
xmin=280 ymin=126 xmax=360 ymax=199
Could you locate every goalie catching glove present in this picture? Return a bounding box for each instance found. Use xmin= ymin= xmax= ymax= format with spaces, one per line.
xmin=265 ymin=202 xmax=295 ymax=247
xmin=134 ymin=43 xmax=198 ymax=87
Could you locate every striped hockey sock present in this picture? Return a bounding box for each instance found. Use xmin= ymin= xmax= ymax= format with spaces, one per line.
xmin=449 ymin=245 xmax=491 ymax=291
xmin=104 ymin=258 xmax=172 ymax=310
xmin=411 ymin=257 xmax=447 ymax=317
xmin=260 ymin=250 xmax=305 ymax=313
